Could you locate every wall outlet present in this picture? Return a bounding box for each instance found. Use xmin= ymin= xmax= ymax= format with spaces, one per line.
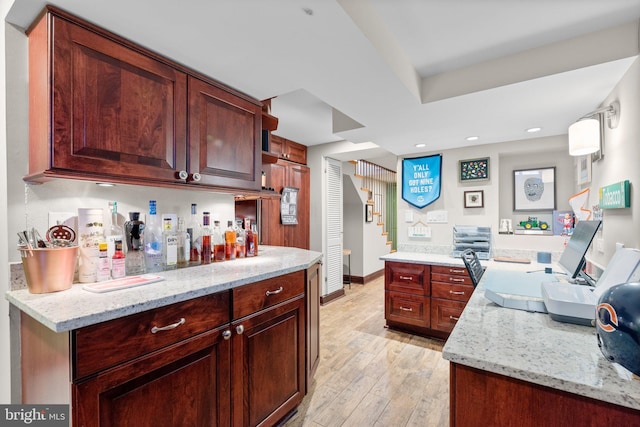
xmin=596 ymin=238 xmax=605 ymax=253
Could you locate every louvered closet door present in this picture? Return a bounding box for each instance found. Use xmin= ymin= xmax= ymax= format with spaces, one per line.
xmin=325 ymin=158 xmax=343 ymax=296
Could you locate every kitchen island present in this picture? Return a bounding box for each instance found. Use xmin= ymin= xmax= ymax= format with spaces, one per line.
xmin=382 ymin=252 xmax=640 ymax=426
xmin=7 ymin=246 xmax=322 ymax=427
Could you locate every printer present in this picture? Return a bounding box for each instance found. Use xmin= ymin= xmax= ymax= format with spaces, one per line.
xmin=542 ymin=248 xmax=640 ymax=326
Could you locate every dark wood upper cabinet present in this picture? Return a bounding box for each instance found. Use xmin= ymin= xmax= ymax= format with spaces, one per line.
xmin=188 ymin=77 xmax=261 ymax=191
xmin=26 ymin=7 xmax=263 ymax=193
xmin=269 ymin=135 xmax=307 ymax=165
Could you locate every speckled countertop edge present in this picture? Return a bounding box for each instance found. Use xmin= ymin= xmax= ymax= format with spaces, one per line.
xmin=383 ymin=252 xmax=640 ymax=411
xmin=6 ymin=246 xmax=322 ymax=333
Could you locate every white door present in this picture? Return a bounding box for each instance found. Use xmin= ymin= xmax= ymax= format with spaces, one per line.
xmin=325 ymin=157 xmax=343 ymax=296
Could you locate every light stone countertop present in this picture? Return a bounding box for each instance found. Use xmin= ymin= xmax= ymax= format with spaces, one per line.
xmin=6 ymin=246 xmax=322 ymax=333
xmin=382 ymin=252 xmax=640 ymax=411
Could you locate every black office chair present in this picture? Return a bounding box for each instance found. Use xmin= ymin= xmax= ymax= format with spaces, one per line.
xmin=461 ymin=249 xmax=484 ymax=288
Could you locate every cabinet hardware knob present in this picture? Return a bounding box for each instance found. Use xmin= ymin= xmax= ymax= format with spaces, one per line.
xmin=265 ymin=286 xmax=284 ymax=296
xmin=449 ymin=315 xmax=460 ymax=321
xmin=222 ymin=330 xmax=231 ymax=340
xmin=399 ymin=275 xmax=413 ymax=281
xmin=177 ymin=170 xmax=189 ymax=180
xmin=450 ymin=278 xmax=465 ymax=282
xmin=399 ymin=306 xmax=413 ymax=312
xmin=236 ymin=325 xmax=244 ymax=335
xmin=150 ymin=317 xmax=185 ymax=334
xmin=449 ymin=290 xmax=465 ymax=295
xmin=189 ymin=172 xmax=202 ymax=182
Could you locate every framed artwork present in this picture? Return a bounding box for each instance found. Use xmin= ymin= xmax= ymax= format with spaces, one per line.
xmin=464 ymin=190 xmax=484 ymax=208
xmin=513 ymin=167 xmax=556 ymax=211
xmin=577 ymin=155 xmax=592 ymax=185
xmin=459 ymin=158 xmax=489 ymax=182
xmin=280 ymin=186 xmax=299 ymax=225
xmin=365 ymin=203 xmax=373 ymax=223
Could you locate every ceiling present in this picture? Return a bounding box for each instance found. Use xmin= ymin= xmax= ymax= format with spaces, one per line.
xmin=6 ymin=0 xmax=640 ymax=160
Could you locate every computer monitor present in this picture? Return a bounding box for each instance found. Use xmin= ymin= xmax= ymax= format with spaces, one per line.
xmin=558 ymin=220 xmax=602 ymax=286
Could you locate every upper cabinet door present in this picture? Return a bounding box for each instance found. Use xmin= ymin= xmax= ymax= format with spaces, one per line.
xmin=45 ymin=15 xmax=188 ymax=183
xmin=188 ymin=76 xmax=262 ymax=191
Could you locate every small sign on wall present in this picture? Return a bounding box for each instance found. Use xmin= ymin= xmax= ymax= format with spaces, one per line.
xmin=599 ymin=180 xmax=630 ymax=209
xmin=402 ymin=154 xmax=442 ymax=209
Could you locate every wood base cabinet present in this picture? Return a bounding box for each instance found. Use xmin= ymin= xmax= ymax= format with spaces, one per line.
xmin=20 ymin=268 xmax=319 ymax=427
xmin=384 ymin=261 xmax=475 ymax=340
xmin=450 ymin=363 xmax=640 ymax=426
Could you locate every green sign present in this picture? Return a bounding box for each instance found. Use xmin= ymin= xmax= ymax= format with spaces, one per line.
xmin=599 ymin=180 xmax=630 ymax=209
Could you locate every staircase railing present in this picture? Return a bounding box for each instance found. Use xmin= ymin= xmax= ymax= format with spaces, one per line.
xmin=354 ymin=160 xmax=397 ymax=250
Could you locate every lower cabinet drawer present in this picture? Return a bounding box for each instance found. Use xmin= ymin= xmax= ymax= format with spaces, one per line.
xmin=385 ymin=262 xmax=430 ymax=295
xmin=385 ymin=291 xmax=430 ymax=328
xmin=73 ymin=291 xmax=231 ymax=379
xmin=233 ymin=270 xmax=304 ymax=319
xmin=431 ymin=298 xmax=466 ymax=333
xmin=431 ymin=281 xmax=474 ymax=302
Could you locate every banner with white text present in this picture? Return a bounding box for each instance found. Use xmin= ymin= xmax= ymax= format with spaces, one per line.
xmin=402 ymin=154 xmax=442 ymax=208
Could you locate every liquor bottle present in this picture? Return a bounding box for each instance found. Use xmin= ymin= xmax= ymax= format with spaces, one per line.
xmin=111 ymin=239 xmax=126 ymax=279
xmin=225 ymin=220 xmax=236 ymax=260
xmin=187 ymin=203 xmax=201 ymax=266
xmin=96 ymin=242 xmax=111 ymax=282
xmin=251 ymin=222 xmax=259 ymax=256
xmin=212 ymin=221 xmax=225 ymax=262
xmin=162 ymin=215 xmax=178 ymax=271
xmin=106 ymin=201 xmax=125 ymax=271
xmin=124 ymin=212 xmax=145 ymax=275
xmin=245 ymin=219 xmax=256 ymax=257
xmin=144 ymin=200 xmax=164 ymax=272
xmin=201 ymin=212 xmax=212 ymax=264
xmin=177 ymin=217 xmax=190 ymax=268
xmin=235 ymin=220 xmax=246 ymax=258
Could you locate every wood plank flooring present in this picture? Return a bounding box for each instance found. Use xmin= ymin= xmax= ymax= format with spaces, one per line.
xmin=284 ymin=276 xmax=450 ymax=427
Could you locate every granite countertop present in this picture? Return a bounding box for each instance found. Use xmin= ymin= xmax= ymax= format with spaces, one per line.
xmin=6 ymin=246 xmax=322 ymax=333
xmin=384 ymin=252 xmax=640 ymax=411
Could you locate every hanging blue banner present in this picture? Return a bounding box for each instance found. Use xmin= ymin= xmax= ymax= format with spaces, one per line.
xmin=402 ymin=154 xmax=442 ymax=208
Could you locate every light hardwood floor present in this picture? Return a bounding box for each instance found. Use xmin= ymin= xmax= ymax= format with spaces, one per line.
xmin=284 ymin=276 xmax=450 ymax=427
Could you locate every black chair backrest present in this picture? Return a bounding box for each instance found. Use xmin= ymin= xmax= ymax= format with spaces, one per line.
xmin=461 ymin=249 xmax=484 ymax=288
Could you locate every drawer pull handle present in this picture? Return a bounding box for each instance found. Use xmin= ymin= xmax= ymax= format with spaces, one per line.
xmin=266 ymin=286 xmax=284 ymax=296
xmin=399 ymin=306 xmax=413 ymax=312
xmin=449 ymin=290 xmax=466 ymax=295
xmin=450 ymin=278 xmax=465 ymax=283
xmin=449 ymin=315 xmax=460 ymax=321
xmin=399 ymin=275 xmax=413 ymax=281
xmin=450 ymin=269 xmax=465 ymax=274
xmin=151 ymin=317 xmax=185 ymax=334
xmin=222 ymin=330 xmax=232 ymax=340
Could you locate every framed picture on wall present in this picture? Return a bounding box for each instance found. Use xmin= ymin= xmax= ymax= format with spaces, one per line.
xmin=464 ymin=190 xmax=484 ymax=208
xmin=365 ymin=203 xmax=373 ymax=223
xmin=459 ymin=158 xmax=489 ymax=182
xmin=513 ymin=167 xmax=556 ymax=211
xmin=577 ymin=155 xmax=592 ymax=185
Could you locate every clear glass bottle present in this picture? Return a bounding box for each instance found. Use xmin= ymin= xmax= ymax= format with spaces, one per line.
xmin=187 ymin=203 xmax=201 ymax=266
xmin=124 ymin=212 xmax=145 ymax=276
xmin=111 ymin=239 xmax=126 ymax=279
xmin=177 ymin=217 xmax=190 ymax=268
xmin=245 ymin=219 xmax=256 ymax=257
xmin=201 ymin=212 xmax=212 ymax=264
xmin=162 ymin=216 xmax=178 ymax=271
xmin=144 ymin=200 xmax=164 ymax=272
xmin=106 ymin=201 xmax=125 ymax=271
xmin=212 ymin=220 xmax=225 ymax=262
xmin=235 ymin=220 xmax=246 ymax=258
xmin=225 ymin=220 xmax=236 ymax=260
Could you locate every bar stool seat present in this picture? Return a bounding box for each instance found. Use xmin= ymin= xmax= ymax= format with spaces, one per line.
xmin=343 ymin=249 xmax=351 ymax=289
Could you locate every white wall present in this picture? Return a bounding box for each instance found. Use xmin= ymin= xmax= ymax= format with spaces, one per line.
xmin=396 ymin=135 xmax=575 ymax=259
xmin=1 ymin=0 xmax=14 ymax=405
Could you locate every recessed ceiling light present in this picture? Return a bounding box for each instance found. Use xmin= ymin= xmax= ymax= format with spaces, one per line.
xmin=526 ymin=127 xmax=542 ymax=133
xmin=415 ymin=143 xmax=426 ymax=148
xmin=466 ymin=136 xmax=479 ymax=141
